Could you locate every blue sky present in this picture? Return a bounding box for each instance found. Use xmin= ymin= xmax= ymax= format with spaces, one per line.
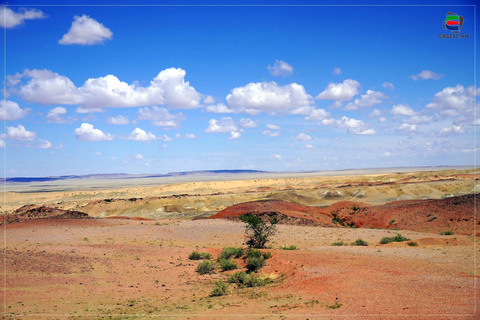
xmin=1 ymin=1 xmax=478 ymax=177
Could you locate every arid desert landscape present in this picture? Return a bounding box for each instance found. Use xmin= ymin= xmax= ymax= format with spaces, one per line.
xmin=2 ymin=167 xmax=479 ymax=319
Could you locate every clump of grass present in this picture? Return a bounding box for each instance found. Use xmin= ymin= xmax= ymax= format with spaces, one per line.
xmin=281 ymin=245 xmax=297 ymax=250
xmin=331 ymin=241 xmax=345 ymax=246
xmin=218 ymin=258 xmax=238 ymax=271
xmin=196 ymin=261 xmax=216 ymax=275
xmin=189 ymin=250 xmax=211 ymax=260
xmin=219 ymin=247 xmax=244 ymax=260
xmin=246 ymin=256 xmax=265 ymax=273
xmin=327 ymin=301 xmax=342 ymax=309
xmin=227 ymin=271 xmax=270 ymax=287
xmin=440 ymin=231 xmax=454 ymax=235
xmin=211 ymin=280 xmax=229 ymax=296
xmin=380 ymin=233 xmax=410 ymax=244
xmin=352 ymin=206 xmax=360 ymax=211
xmin=262 ymin=252 xmax=272 ymax=259
xmin=245 ymin=248 xmax=262 ymax=259
xmin=351 ymin=239 xmax=368 ymax=246
xmin=407 ymin=241 xmax=418 ymax=247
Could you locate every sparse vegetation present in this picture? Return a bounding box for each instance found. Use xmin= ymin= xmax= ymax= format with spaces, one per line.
xmin=380 ymin=233 xmax=410 ymax=244
xmin=331 ymin=212 xmax=341 ymax=224
xmin=219 ymin=258 xmax=238 ymax=271
xmin=352 ymin=206 xmax=360 ymax=211
xmin=245 ymin=248 xmax=262 ymax=259
xmin=227 ymin=271 xmax=270 ymax=287
xmin=428 ymin=215 xmax=438 ymax=222
xmin=281 ymin=245 xmax=297 ymax=250
xmin=440 ymin=231 xmax=454 ymax=235
xmin=189 ymin=250 xmax=212 ymax=260
xmin=239 ymin=213 xmax=279 ymax=249
xmin=351 ymin=239 xmax=368 ymax=246
xmin=211 ymin=280 xmax=229 ymax=296
xmin=407 ymin=241 xmax=418 ymax=246
xmin=219 ymin=247 xmax=244 ymax=260
xmin=262 ymin=252 xmax=272 ymax=259
xmin=327 ymin=301 xmax=342 ymax=309
xmin=196 ymin=261 xmax=216 ymax=275
xmin=331 ymin=241 xmax=345 ymax=246
xmin=246 ymin=256 xmax=265 ymax=273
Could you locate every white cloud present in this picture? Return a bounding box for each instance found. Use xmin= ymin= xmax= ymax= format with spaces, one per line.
xmin=185 ymin=134 xmax=197 ymax=139
xmin=239 ymin=118 xmax=257 ymax=128
xmin=107 ymin=115 xmax=129 ymax=125
xmin=263 ymin=130 xmax=280 ymax=137
xmin=126 ymin=128 xmax=157 ymax=141
xmin=76 ymin=106 xmax=104 ymax=114
xmin=305 ymin=107 xmax=330 ymax=121
xmin=203 ymin=95 xmax=215 ymax=105
xmin=266 ymin=124 xmax=281 ymax=130
xmin=268 ymin=60 xmax=294 ymax=77
xmin=301 ymin=144 xmax=315 ymax=149
xmin=8 ymin=68 xmax=203 ymax=110
xmin=0 ymin=100 xmax=29 ymax=120
xmin=411 ymin=70 xmax=444 ymax=81
xmin=382 ymin=82 xmax=394 ymax=89
xmin=332 ymin=67 xmax=342 ymax=75
xmin=295 ymin=133 xmax=312 ymax=141
xmin=395 ymin=123 xmax=417 ymax=133
xmin=38 ymin=139 xmax=53 ymax=149
xmin=5 ymin=125 xmax=36 ymax=141
xmin=159 ymin=134 xmax=173 ymax=142
xmin=74 ymin=123 xmax=113 ymax=142
xmin=320 ymin=116 xmax=375 ymax=135
xmin=0 ymin=139 xmax=5 ymax=148
xmin=205 ymin=117 xmax=238 ymax=133
xmin=272 ymin=154 xmax=282 ymax=160
xmin=226 ymin=81 xmax=313 ymax=113
xmin=390 ymin=104 xmax=417 ymax=117
xmin=344 ymin=90 xmax=386 ymax=110
xmin=315 ymin=79 xmax=360 ymax=101
xmin=135 ymin=154 xmax=144 ymax=160
xmin=369 ymin=109 xmax=381 ymax=118
xmin=378 ymin=117 xmax=387 ymax=123
xmin=137 ymin=106 xmax=185 ymax=128
xmin=228 ymin=131 xmax=241 ymax=140
xmin=0 ymin=6 xmax=47 ymax=28
xmin=406 ymin=115 xmax=433 ymax=124
xmin=440 ymin=125 xmax=465 ymax=136
xmin=59 ymin=15 xmax=113 ymax=45
xmin=46 ymin=106 xmax=72 ymax=123
xmin=426 ymin=85 xmax=476 ymax=117
xmin=205 ymin=103 xmax=235 ymax=114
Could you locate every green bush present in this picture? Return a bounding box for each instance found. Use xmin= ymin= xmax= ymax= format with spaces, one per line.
xmin=281 ymin=245 xmax=297 ymax=250
xmin=245 ymin=248 xmax=262 ymax=259
xmin=196 ymin=261 xmax=216 ymax=275
xmin=246 ymin=256 xmax=265 ymax=273
xmin=239 ymin=213 xmax=279 ymax=248
xmin=262 ymin=252 xmax=272 ymax=259
xmin=219 ymin=258 xmax=238 ymax=271
xmin=189 ymin=251 xmax=211 ymax=260
xmin=440 ymin=231 xmax=454 ymax=235
xmin=227 ymin=271 xmax=267 ymax=287
xmin=211 ymin=280 xmax=229 ymax=296
xmin=351 ymin=239 xmax=368 ymax=246
xmin=407 ymin=241 xmax=418 ymax=247
xmin=219 ymin=247 xmax=244 ymax=260
xmin=331 ymin=241 xmax=344 ymax=246
xmin=380 ymin=234 xmax=410 ymax=244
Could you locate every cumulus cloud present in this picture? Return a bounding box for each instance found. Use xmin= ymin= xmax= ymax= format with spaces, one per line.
xmin=369 ymin=109 xmax=381 ymax=119
xmin=0 ymin=139 xmax=5 ymax=148
xmin=439 ymin=125 xmax=465 ymax=136
xmin=295 ymin=133 xmax=312 ymax=141
xmin=137 ymin=106 xmax=185 ymax=128
xmin=74 ymin=123 xmax=113 ymax=142
xmin=226 ymin=81 xmax=313 ymax=113
xmin=5 ymin=125 xmax=36 ymax=141
xmin=46 ymin=106 xmax=73 ymax=123
xmin=135 ymin=154 xmax=144 ymax=160
xmin=266 ymin=124 xmax=281 ymax=130
xmin=203 ymin=95 xmax=215 ymax=105
xmin=38 ymin=139 xmax=53 ymax=149
xmin=0 ymin=6 xmax=47 ymax=28
xmin=239 ymin=118 xmax=257 ymax=128
xmin=106 ymin=115 xmax=129 ymax=125
xmin=382 ymin=82 xmax=394 ymax=89
xmin=185 ymin=134 xmax=197 ymax=139
xmin=315 ymin=79 xmax=360 ymax=101
xmin=411 ymin=70 xmax=444 ymax=81
xmin=126 ymin=128 xmax=157 ymax=141
xmin=159 ymin=135 xmax=173 ymax=142
xmin=0 ymin=100 xmax=29 ymax=120
xmin=263 ymin=130 xmax=280 ymax=137
xmin=272 ymin=154 xmax=282 ymax=160
xmin=228 ymin=131 xmax=241 ymax=140
xmin=332 ymin=67 xmax=342 ymax=75
xmin=406 ymin=115 xmax=433 ymax=124
xmin=205 ymin=117 xmax=238 ymax=133
xmin=426 ymin=85 xmax=476 ymax=117
xmin=301 ymin=144 xmax=315 ymax=149
xmin=205 ymin=103 xmax=235 ymax=114
xmin=320 ymin=116 xmax=375 ymax=135
xmin=344 ymin=90 xmax=387 ymax=110
xmin=304 ymin=107 xmax=330 ymax=121
xmin=8 ymin=68 xmax=203 ymax=110
xmin=395 ymin=123 xmax=417 ymax=134
xmin=378 ymin=117 xmax=387 ymax=123
xmin=390 ymin=104 xmax=417 ymax=117
xmin=59 ymin=15 xmax=113 ymax=45
xmin=268 ymin=60 xmax=294 ymax=77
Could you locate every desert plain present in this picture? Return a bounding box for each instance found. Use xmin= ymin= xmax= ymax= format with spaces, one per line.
xmin=2 ymin=167 xmax=479 ymax=319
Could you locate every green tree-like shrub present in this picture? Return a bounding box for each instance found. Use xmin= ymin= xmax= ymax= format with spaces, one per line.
xmin=239 ymin=213 xmax=279 ymax=249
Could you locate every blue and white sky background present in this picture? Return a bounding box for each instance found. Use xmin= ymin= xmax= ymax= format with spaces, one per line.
xmin=1 ymin=1 xmax=478 ymax=177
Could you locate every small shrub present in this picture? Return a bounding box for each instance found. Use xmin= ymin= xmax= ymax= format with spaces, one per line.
xmin=331 ymin=212 xmax=341 ymax=224
xmin=219 ymin=258 xmax=238 ymax=271
xmin=246 ymin=256 xmax=265 ymax=273
xmin=331 ymin=241 xmax=344 ymax=246
xmin=380 ymin=234 xmax=410 ymax=244
xmin=227 ymin=271 xmax=267 ymax=287
xmin=189 ymin=251 xmax=211 ymax=260
xmin=380 ymin=237 xmax=393 ymax=244
xmin=281 ymin=245 xmax=297 ymax=250
xmin=239 ymin=213 xmax=279 ymax=249
xmin=219 ymin=247 xmax=244 ymax=260
xmin=196 ymin=261 xmax=216 ymax=275
xmin=211 ymin=281 xmax=229 ymax=296
xmin=262 ymin=252 xmax=272 ymax=259
xmin=352 ymin=206 xmax=360 ymax=211
xmin=327 ymin=301 xmax=342 ymax=309
xmin=407 ymin=241 xmax=418 ymax=247
xmin=440 ymin=231 xmax=454 ymax=235
xmin=245 ymin=248 xmax=262 ymax=259
xmin=351 ymin=239 xmax=368 ymax=246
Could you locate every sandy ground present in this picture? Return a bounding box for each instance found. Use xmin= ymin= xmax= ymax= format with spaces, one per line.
xmin=2 ymin=218 xmax=478 ymax=319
